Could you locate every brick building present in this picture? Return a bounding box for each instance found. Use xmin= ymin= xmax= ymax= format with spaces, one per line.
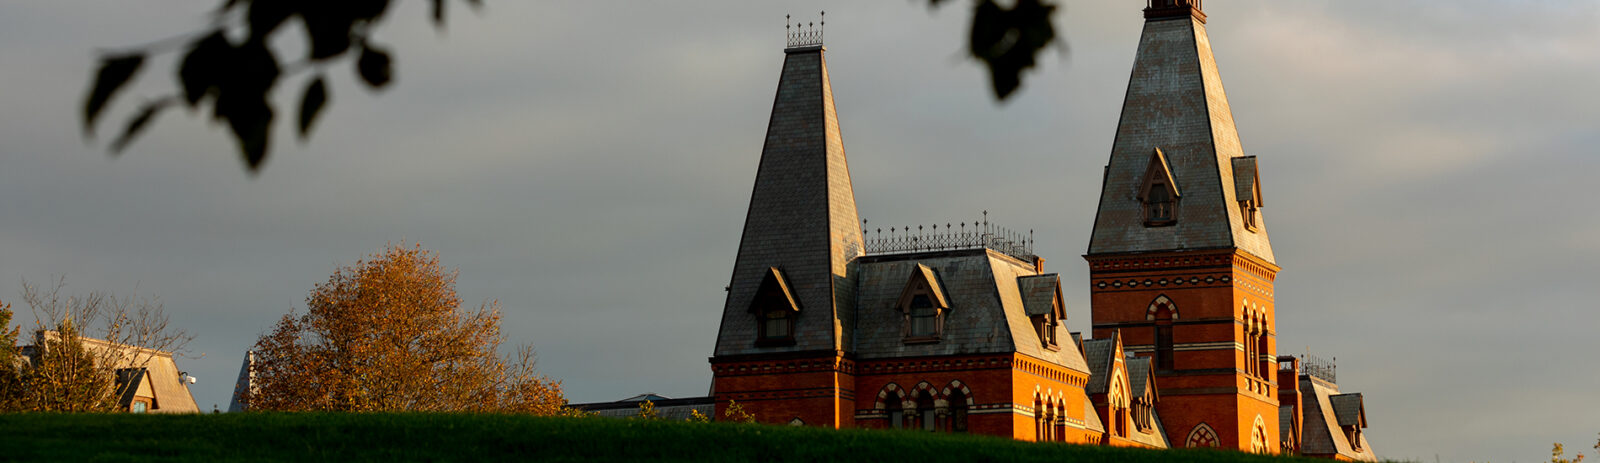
xmin=707 ymin=1 xmax=1374 ymax=458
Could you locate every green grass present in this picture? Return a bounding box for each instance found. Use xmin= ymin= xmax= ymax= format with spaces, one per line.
xmin=1 ymin=413 xmax=1329 ymax=462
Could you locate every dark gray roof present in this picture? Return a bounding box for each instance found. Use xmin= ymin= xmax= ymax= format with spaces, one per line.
xmin=1087 ymin=15 xmax=1274 ymax=263
xmin=714 ymin=46 xmax=864 ymax=357
xmin=1126 ymin=356 xmax=1153 ymax=398
xmin=1330 ymin=393 xmax=1365 ymax=427
xmin=1017 ymin=274 xmax=1059 ymax=317
xmin=850 ymin=250 xmax=1088 ymax=374
xmin=1279 ymin=404 xmax=1297 ymax=442
xmin=228 ymin=350 xmax=253 ymax=413
xmin=115 ymin=368 xmax=147 ymax=409
xmin=571 ymin=396 xmax=717 ymax=421
xmin=1082 ymin=337 xmax=1116 ymax=394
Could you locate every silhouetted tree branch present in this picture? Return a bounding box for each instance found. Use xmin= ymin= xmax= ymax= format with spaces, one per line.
xmin=83 ymin=0 xmax=1058 ymax=173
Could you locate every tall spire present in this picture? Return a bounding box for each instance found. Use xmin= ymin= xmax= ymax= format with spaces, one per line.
xmin=713 ymin=28 xmax=863 ymax=357
xmin=1087 ymin=3 xmax=1273 ymax=263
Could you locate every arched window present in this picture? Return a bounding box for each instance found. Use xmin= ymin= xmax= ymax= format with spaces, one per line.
xmin=1251 ymin=415 xmax=1270 ymax=454
xmin=1186 ymin=423 xmax=1220 ymax=448
xmin=947 ymin=389 xmax=969 ymax=433
xmin=916 ymin=391 xmax=937 ymax=431
xmin=885 ymin=390 xmax=905 ymax=430
xmin=1148 ymin=295 xmax=1177 ymax=371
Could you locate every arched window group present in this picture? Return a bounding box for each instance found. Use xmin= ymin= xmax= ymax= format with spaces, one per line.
xmin=1243 ymin=301 xmax=1270 ymax=381
xmin=1032 ymin=390 xmax=1076 ymax=443
xmin=874 ymin=381 xmax=972 ymax=433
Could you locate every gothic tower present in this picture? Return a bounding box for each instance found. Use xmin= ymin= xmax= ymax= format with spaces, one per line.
xmin=1085 ymin=0 xmax=1280 ymax=452
xmin=708 ymin=28 xmax=865 ymax=427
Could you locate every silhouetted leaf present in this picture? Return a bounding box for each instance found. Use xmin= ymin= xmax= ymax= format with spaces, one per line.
xmin=178 ymin=31 xmax=231 ymax=106
xmin=304 ymin=9 xmax=358 ymax=60
xmin=223 ymin=96 xmax=274 ymax=170
xmin=357 ymin=45 xmax=393 ymax=88
xmin=83 ymin=54 xmax=144 ymax=135
xmin=967 ymin=0 xmax=1056 ymax=100
xmin=430 ymin=0 xmax=446 ymax=27
xmin=298 ymin=76 xmax=328 ymax=140
xmin=110 ymin=99 xmax=172 ymax=154
xmin=247 ymin=0 xmax=300 ymax=41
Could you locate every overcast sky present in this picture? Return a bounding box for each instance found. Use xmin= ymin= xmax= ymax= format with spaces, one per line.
xmin=2 ymin=1 xmax=1597 ymax=461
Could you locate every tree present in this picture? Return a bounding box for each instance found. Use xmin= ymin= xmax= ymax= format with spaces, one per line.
xmin=0 ymin=278 xmax=194 ymax=412
xmin=243 ymin=243 xmax=569 ymax=413
xmin=0 ymin=302 xmax=21 ymax=410
xmin=82 ymin=0 xmax=1059 ymax=172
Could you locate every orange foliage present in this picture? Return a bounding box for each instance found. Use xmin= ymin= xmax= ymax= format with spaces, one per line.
xmin=244 ymin=243 xmax=569 ymax=413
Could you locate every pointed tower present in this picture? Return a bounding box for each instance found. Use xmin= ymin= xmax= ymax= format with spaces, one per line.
xmin=1085 ymin=0 xmax=1281 ymax=453
xmin=709 ymin=20 xmax=866 ymax=427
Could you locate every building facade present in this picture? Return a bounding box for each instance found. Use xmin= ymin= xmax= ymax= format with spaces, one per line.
xmin=706 ymin=1 xmax=1373 ymax=458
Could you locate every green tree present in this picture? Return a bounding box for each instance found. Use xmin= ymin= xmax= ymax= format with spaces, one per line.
xmin=83 ymin=0 xmax=1060 ymax=172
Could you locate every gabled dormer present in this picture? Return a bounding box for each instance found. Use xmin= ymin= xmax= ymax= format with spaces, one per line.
xmin=895 ymin=264 xmax=949 ymax=343
xmin=1018 ymin=274 xmax=1066 ymax=349
xmin=1232 ymin=156 xmax=1263 ymax=232
xmin=1139 ymin=148 xmax=1181 ymax=227
xmin=750 ymin=267 xmax=800 ymax=346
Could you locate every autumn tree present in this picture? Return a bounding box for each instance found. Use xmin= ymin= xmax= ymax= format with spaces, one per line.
xmin=0 ymin=278 xmax=194 ymax=412
xmin=244 ymin=243 xmax=568 ymax=413
xmin=0 ymin=302 xmax=20 ymax=410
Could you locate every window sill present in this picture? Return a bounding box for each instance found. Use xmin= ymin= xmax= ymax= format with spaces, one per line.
xmin=902 ymin=336 xmax=941 ymax=345
xmin=1143 ymin=219 xmax=1176 ymax=227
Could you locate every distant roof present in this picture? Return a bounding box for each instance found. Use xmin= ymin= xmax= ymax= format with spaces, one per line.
xmin=851 ymin=249 xmax=1089 ymax=374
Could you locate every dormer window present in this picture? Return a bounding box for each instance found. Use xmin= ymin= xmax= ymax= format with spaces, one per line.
xmin=760 ymin=309 xmax=793 ymax=341
xmin=898 ymin=264 xmax=949 ymax=344
xmin=1035 ymin=312 xmax=1058 ymax=347
xmin=1140 ymin=148 xmax=1180 ymax=227
xmin=1146 ymin=184 xmax=1173 ymax=223
xmin=1233 ymin=156 xmax=1263 ymax=232
xmin=1018 ymin=274 xmax=1065 ymax=350
xmin=908 ymin=295 xmax=938 ymax=337
xmin=750 ymin=267 xmax=800 ymax=347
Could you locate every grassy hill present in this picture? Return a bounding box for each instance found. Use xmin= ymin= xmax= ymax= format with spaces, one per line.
xmin=2 ymin=413 xmax=1338 ymax=462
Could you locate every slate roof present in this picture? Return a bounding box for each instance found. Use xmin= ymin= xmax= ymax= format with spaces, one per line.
xmin=1017 ymin=274 xmax=1059 ymax=317
xmin=851 ymin=249 xmax=1089 ymax=374
xmin=1087 ymin=13 xmax=1274 ymax=263
xmin=714 ymin=45 xmax=864 ymax=357
xmin=228 ymin=350 xmax=254 ymax=413
xmin=1126 ymin=356 xmax=1153 ymax=398
xmin=1330 ymin=393 xmax=1365 ymax=427
xmin=1082 ymin=336 xmax=1117 ymax=394
xmin=1299 ymin=377 xmax=1376 ymax=461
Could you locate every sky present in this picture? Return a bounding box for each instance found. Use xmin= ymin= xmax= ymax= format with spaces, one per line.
xmin=1 ymin=1 xmax=1597 ymax=461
